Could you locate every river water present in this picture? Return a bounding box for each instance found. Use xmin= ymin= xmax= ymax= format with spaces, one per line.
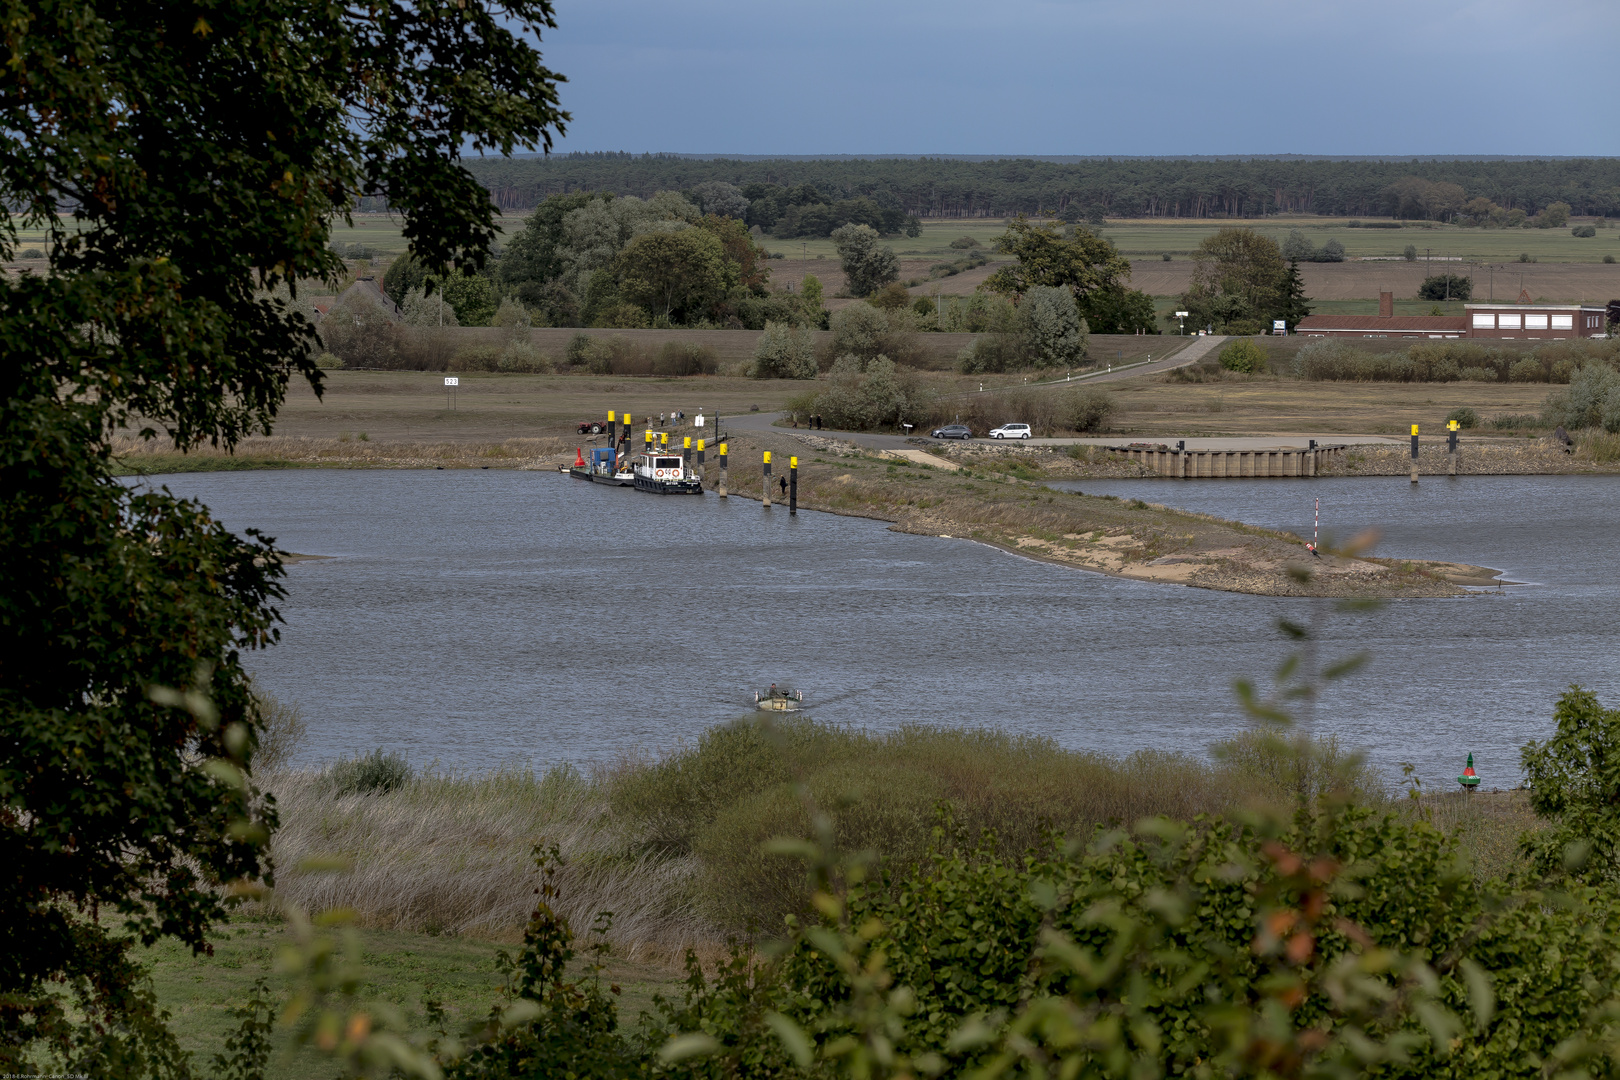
xmin=133 ymin=469 xmax=1620 ymax=788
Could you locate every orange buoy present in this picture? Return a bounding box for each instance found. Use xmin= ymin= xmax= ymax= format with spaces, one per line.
xmin=574 ymin=448 xmax=585 ymax=467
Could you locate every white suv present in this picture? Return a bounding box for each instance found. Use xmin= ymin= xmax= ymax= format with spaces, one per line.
xmin=989 ymin=423 xmax=1032 ymax=440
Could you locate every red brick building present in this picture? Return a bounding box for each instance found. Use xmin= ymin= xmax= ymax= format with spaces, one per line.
xmin=1294 ymin=291 xmax=1606 ymax=340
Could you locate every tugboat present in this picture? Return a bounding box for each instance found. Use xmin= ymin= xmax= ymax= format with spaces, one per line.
xmin=754 ymin=684 xmax=804 ymax=712
xmin=632 ymin=444 xmax=703 ymax=495
xmin=569 ymin=447 xmax=634 ymax=486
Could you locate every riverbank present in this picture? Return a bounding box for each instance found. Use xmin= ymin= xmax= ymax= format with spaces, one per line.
xmin=115 ymin=429 xmax=1496 ymax=598
xmin=725 ymin=429 xmax=1487 ymax=597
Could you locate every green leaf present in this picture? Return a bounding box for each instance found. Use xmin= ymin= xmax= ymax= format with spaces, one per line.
xmin=658 ymin=1032 xmax=720 ymax=1064
xmin=765 ymin=1011 xmax=814 ymax=1067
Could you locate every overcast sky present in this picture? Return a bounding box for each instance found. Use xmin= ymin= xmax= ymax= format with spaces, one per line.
xmin=532 ymin=0 xmax=1617 ymax=157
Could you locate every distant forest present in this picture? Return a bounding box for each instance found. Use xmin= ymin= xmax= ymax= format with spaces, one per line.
xmin=455 ymin=154 xmax=1620 ymax=220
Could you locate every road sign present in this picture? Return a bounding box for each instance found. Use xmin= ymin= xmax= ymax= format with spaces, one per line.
xmin=1174 ymin=311 xmax=1189 ymax=318
xmin=444 ymin=377 xmax=459 ymax=386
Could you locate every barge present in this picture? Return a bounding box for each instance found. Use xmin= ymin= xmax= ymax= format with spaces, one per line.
xmin=755 ymin=686 xmax=804 ymax=712
xmin=569 ymin=447 xmax=634 ymax=486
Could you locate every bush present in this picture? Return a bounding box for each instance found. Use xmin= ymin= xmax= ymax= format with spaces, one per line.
xmin=750 ymin=321 xmax=818 ymax=379
xmin=653 ymin=340 xmax=718 ymax=376
xmin=1460 ymin=366 xmax=1498 ymax=382
xmin=1417 ymin=273 xmax=1472 ymax=301
xmin=1543 ymin=363 xmax=1620 ymax=430
xmin=1063 ymin=387 xmax=1113 ymax=432
xmin=1445 ymin=407 xmax=1478 ymax=429
xmin=1218 ymin=338 xmax=1267 ymax=374
xmin=827 ymin=301 xmax=923 ymax=369
xmin=448 ymin=344 xmax=501 ymax=371
xmin=1551 ymin=358 xmax=1577 ymax=383
xmin=1573 ymin=225 xmax=1598 ymax=238
xmin=948 ymin=236 xmax=979 ymax=249
xmin=1508 ymin=357 xmax=1547 ymax=383
xmin=327 ymin=748 xmax=413 ymax=796
xmin=19 ymin=246 xmax=42 ymax=258
xmin=1606 ymin=254 xmax=1616 ymax=264
xmin=498 ymin=341 xmax=552 ymax=373
xmin=1489 ymin=412 xmax=1541 ymax=429
xmin=806 ymin=355 xmax=931 ymax=431
xmin=1403 ymin=244 xmax=1417 ymax=261
xmin=318 ymin=289 xmax=402 ymax=367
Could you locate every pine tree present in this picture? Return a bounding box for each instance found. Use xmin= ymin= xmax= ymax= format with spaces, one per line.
xmin=1278 ymin=259 xmax=1313 ymax=330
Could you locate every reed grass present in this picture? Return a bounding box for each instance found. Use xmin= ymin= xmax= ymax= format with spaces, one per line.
xmin=262 ymin=765 xmax=711 ymax=960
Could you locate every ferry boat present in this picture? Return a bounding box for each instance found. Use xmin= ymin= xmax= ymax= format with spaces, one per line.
xmin=755 ymin=686 xmax=804 ymax=712
xmin=633 ymin=448 xmax=702 ymax=494
xmin=568 ymin=447 xmax=634 ymax=486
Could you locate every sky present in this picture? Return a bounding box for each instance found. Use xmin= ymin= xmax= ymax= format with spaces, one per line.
xmin=534 ymin=0 xmax=1619 ymax=157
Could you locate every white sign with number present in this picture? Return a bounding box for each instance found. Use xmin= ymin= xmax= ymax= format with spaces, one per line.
xmin=695 ymin=414 xmax=705 ymax=427
xmin=444 ymin=377 xmax=459 ymax=386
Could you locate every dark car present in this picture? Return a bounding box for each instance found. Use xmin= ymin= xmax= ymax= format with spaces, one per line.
xmin=930 ymin=424 xmax=972 ymax=440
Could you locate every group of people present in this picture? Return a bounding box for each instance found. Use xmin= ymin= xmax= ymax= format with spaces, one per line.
xmin=793 ymin=414 xmax=826 ymax=430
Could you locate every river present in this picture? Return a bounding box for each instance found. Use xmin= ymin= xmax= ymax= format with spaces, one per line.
xmin=131 ymin=469 xmax=1620 ymax=788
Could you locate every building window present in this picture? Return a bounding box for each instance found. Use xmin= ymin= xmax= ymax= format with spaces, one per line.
xmin=1552 ymin=314 xmax=1574 ymax=330
xmin=1525 ymin=314 xmax=1548 ymax=330
xmin=1472 ymin=314 xmax=1495 ymax=329
xmin=1498 ymin=314 xmax=1521 ymax=329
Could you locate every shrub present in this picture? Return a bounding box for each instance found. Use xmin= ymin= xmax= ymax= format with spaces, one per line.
xmin=1573 ymin=224 xmax=1598 ymax=238
xmin=19 ymin=246 xmax=42 ymax=258
xmin=1460 ymin=366 xmax=1498 ymax=382
xmin=1446 ymin=406 xmax=1478 ymax=429
xmin=1403 ymin=244 xmax=1417 ymax=261
xmin=948 ymin=235 xmax=979 ymax=249
xmin=1508 ymin=357 xmax=1547 ymax=383
xmin=1543 ymin=364 xmax=1620 ymax=430
xmin=750 ymin=321 xmax=818 ymax=379
xmin=497 ymin=341 xmax=552 ymax=373
xmin=869 ymin=281 xmax=911 ymax=311
xmin=1161 ymin=252 xmax=1172 ymax=261
xmin=1218 ymin=338 xmax=1266 ymax=374
xmin=319 ymin=289 xmax=402 ymax=367
xmin=448 ymin=344 xmax=502 ymax=372
xmin=1489 ymin=412 xmax=1541 ymax=429
xmin=327 ymin=748 xmax=413 ymax=796
xmin=1552 ymin=358 xmax=1577 ymax=383
xmin=1606 ymin=254 xmax=1616 ymax=264
xmin=1518 ymin=252 xmax=1532 ymax=263
xmin=1063 ymin=387 xmax=1114 ymax=432
xmin=654 ymin=340 xmax=718 ymax=376
xmin=1417 ymin=274 xmax=1472 ymax=301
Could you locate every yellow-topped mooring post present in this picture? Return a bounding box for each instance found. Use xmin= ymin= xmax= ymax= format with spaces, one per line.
xmin=644 ymin=429 xmax=653 ymax=451
xmin=696 ymin=438 xmax=706 ymax=469
xmin=607 ymin=410 xmax=616 ymax=448
xmin=683 ymin=436 xmax=692 ymax=468
xmin=1448 ymin=419 xmax=1460 ymax=476
xmin=718 ymin=442 xmax=728 ymax=497
xmin=789 ymin=456 xmax=798 ymax=516
xmin=660 ymin=432 xmax=669 ymax=449
xmin=620 ymin=413 xmax=630 ymax=452
xmin=763 ymin=450 xmax=773 ymax=507
xmin=1410 ymin=424 xmax=1420 ymax=485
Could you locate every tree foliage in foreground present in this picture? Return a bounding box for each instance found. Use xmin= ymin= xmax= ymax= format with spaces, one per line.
xmin=0 ymin=0 xmax=566 ymax=1069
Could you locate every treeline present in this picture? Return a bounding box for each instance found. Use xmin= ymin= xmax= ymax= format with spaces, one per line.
xmin=459 ymin=153 xmax=1620 ymax=220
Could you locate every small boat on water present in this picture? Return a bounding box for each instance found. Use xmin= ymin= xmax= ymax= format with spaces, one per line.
xmin=568 ymin=447 xmax=634 ymax=486
xmin=755 ymin=686 xmax=804 ymax=712
xmin=633 ymin=448 xmax=702 ymax=495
